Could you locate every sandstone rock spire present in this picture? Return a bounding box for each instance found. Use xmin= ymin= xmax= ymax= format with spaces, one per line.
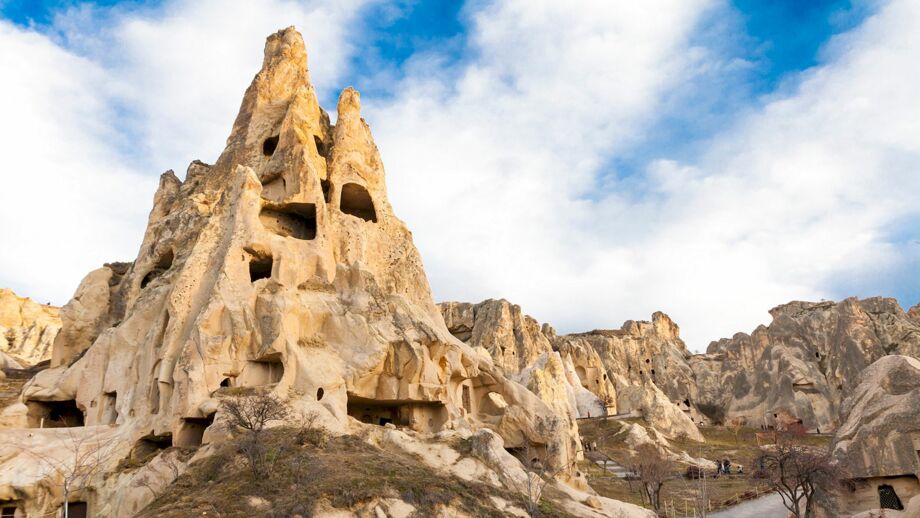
xmin=1 ymin=29 xmax=581 ymax=518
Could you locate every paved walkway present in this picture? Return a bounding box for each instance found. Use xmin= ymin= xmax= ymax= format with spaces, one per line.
xmin=707 ymin=493 xmax=786 ymax=518
xmin=593 ymin=458 xmax=630 ymax=478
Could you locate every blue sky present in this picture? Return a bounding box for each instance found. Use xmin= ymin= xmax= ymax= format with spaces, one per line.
xmin=0 ymin=0 xmax=917 ymax=349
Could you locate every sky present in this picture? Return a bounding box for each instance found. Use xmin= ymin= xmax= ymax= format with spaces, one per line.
xmin=0 ymin=0 xmax=918 ymax=351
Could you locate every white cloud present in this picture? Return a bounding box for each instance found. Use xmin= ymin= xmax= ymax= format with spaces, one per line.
xmin=370 ymin=0 xmax=920 ymax=349
xmin=1 ymin=0 xmax=918 ymax=350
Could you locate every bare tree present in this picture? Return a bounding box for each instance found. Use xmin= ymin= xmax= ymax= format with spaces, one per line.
xmin=510 ymin=440 xmax=576 ymax=518
xmin=682 ymin=462 xmax=711 ymax=518
xmin=220 ymin=393 xmax=291 ymax=477
xmin=627 ymin=442 xmax=675 ymax=514
xmin=750 ymin=434 xmax=846 ymax=518
xmin=726 ymin=416 xmax=747 ymax=444
xmin=504 ymin=418 xmax=579 ymax=518
xmin=15 ymin=425 xmax=119 ymax=518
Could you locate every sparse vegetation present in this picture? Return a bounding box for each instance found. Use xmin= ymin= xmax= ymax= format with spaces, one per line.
xmin=139 ymin=427 xmax=575 ymax=517
xmin=578 ymin=418 xmax=832 ymax=515
xmin=220 ymin=393 xmax=292 ymax=477
xmin=628 ymin=442 xmax=674 ymax=513
xmin=750 ymin=432 xmax=846 ymax=518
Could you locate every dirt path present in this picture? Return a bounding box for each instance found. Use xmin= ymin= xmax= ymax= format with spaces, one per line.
xmin=707 ymin=492 xmax=786 ymax=518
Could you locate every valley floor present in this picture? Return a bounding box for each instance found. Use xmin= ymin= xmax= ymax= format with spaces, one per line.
xmin=577 ymin=418 xmax=832 ymax=515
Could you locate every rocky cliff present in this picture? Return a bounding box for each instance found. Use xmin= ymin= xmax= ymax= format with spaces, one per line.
xmin=441 ymin=300 xmax=704 ymax=441
xmin=693 ymin=297 xmax=920 ymax=432
xmin=0 ymin=28 xmax=635 ymax=518
xmin=0 ymin=288 xmax=60 ymax=366
xmin=443 ymin=296 xmax=920 ymax=441
xmin=819 ymin=355 xmax=920 ymax=517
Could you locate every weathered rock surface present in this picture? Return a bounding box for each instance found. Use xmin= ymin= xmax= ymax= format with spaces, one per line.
xmin=554 ymin=313 xmax=705 ymax=431
xmin=441 ymin=299 xmax=554 ymax=374
xmin=831 ymin=355 xmax=920 ymax=479
xmin=441 ymin=300 xmax=703 ymax=440
xmin=693 ymin=297 xmax=920 ymax=431
xmin=0 ymin=288 xmax=61 ymax=366
xmin=909 ymin=303 xmax=920 ymax=321
xmin=0 ymin=27 xmax=593 ymax=517
xmin=441 ymin=299 xmax=607 ymax=422
xmin=818 ymin=355 xmax=920 ymax=517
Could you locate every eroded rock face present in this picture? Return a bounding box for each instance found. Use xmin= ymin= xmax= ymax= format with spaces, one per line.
xmin=441 ymin=299 xmax=554 ymax=374
xmin=820 ymin=355 xmax=920 ymax=518
xmin=441 ymin=300 xmax=702 ymax=440
xmin=692 ymin=298 xmax=920 ymax=431
xmin=831 ymin=355 xmax=920 ymax=479
xmin=1 ymin=27 xmax=580 ymax=517
xmin=554 ymin=313 xmax=702 ymax=425
xmin=0 ymin=288 xmax=61 ymax=366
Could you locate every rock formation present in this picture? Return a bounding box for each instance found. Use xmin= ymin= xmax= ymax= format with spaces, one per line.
xmin=692 ymin=297 xmax=920 ymax=432
xmin=440 ymin=299 xmax=554 ymax=373
xmin=553 ymin=313 xmax=705 ymax=437
xmin=441 ymin=299 xmax=606 ymax=436
xmin=441 ymin=300 xmax=704 ymax=441
xmin=0 ymin=288 xmax=61 ymax=366
xmin=820 ymin=355 xmax=920 ymax=517
xmin=0 ymin=28 xmax=608 ymax=517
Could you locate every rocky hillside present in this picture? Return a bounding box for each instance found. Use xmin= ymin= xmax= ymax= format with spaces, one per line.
xmin=818 ymin=355 xmax=920 ymax=516
xmin=441 ymin=300 xmax=704 ymax=442
xmin=442 ymin=296 xmax=920 ymax=437
xmin=0 ymin=288 xmax=60 ymax=366
xmin=0 ymin=27 xmax=654 ymax=518
xmin=693 ymin=297 xmax=920 ymax=432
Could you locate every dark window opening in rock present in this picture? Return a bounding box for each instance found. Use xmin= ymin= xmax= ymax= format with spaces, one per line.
xmin=684 ymin=399 xmax=690 ymax=407
xmin=651 ymin=369 xmax=656 ymax=375
xmin=462 ymin=385 xmax=472 ymax=414
xmin=314 ymin=135 xmax=327 ymax=158
xmin=259 ymin=203 xmax=317 ymax=240
xmin=774 ymin=413 xmax=778 ymax=418
xmin=346 ymin=394 xmax=445 ymax=431
xmin=321 ymin=179 xmax=333 ymax=203
xmin=262 ymin=135 xmax=279 ymax=156
xmin=603 ymin=373 xmax=607 ymax=380
xmin=316 ymin=387 xmax=324 ymax=401
xmin=220 ymin=378 xmax=231 ymax=388
xmin=815 ymin=352 xmax=821 ymax=358
xmin=879 ymin=484 xmax=904 ymax=510
xmin=248 ymin=254 xmax=273 ymax=282
xmin=131 ymin=433 xmax=173 ymax=464
xmin=339 ymin=183 xmax=377 ymax=222
xmin=26 ymin=400 xmax=84 ymax=428
xmin=505 ymin=447 xmax=525 ymax=459
xmin=102 ymin=391 xmax=118 ymax=425
xmin=239 ymin=357 xmax=284 ymax=386
xmin=67 ymin=502 xmax=88 ymax=518
xmin=141 ymin=249 xmax=174 ymax=289
xmin=645 ymin=358 xmax=650 ymax=363
xmin=176 ymin=415 xmax=215 ymax=448
xmin=1 ymin=505 xmax=18 ymax=518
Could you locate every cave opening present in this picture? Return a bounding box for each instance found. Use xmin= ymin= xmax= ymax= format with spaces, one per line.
xmin=141 ymin=249 xmax=174 ymax=289
xmin=176 ymin=415 xmax=215 ymax=448
xmin=259 ymin=203 xmax=317 ymax=240
xmin=263 ymin=135 xmax=279 ymax=156
xmin=339 ymin=183 xmax=377 ymax=222
xmin=248 ymin=254 xmax=273 ymax=282
xmin=26 ymin=400 xmax=84 ymax=428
